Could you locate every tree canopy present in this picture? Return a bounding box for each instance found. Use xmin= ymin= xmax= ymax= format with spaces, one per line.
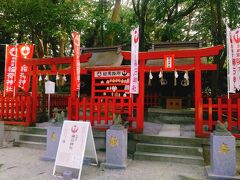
xmin=0 ymin=0 xmax=239 ymax=69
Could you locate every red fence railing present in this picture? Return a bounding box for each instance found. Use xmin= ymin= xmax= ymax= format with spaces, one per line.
xmin=198 ymin=97 xmax=240 ymax=138
xmin=0 ymin=95 xmax=32 ymax=126
xmin=37 ymin=94 xmax=69 ymax=111
xmin=145 ymin=93 xmax=160 ymax=107
xmin=68 ymin=96 xmax=140 ymax=131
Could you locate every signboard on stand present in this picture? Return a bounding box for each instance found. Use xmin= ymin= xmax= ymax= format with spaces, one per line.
xmin=45 ymin=80 xmax=55 ymax=119
xmin=45 ymin=80 xmax=55 ymax=94
xmin=53 ymin=121 xmax=98 ymax=180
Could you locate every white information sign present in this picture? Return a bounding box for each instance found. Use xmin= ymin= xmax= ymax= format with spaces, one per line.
xmin=45 ymin=80 xmax=55 ymax=94
xmin=53 ymin=121 xmax=98 ymax=180
xmin=94 ymin=70 xmax=129 ymax=78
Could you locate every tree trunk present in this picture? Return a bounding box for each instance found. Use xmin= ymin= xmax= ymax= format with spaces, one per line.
xmin=209 ymin=0 xmax=225 ymax=95
xmin=107 ymin=0 xmax=121 ymax=46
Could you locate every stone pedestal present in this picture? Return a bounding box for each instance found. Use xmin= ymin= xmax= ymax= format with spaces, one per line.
xmin=206 ymin=133 xmax=240 ymax=179
xmin=0 ymin=122 xmax=4 ymax=147
xmin=41 ymin=126 xmax=62 ymax=161
xmin=102 ymin=125 xmax=128 ymax=169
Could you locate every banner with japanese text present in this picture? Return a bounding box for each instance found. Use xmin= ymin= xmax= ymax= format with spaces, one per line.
xmin=4 ymin=45 xmax=17 ymax=96
xmin=16 ymin=44 xmax=34 ymax=92
xmin=130 ymin=27 xmax=139 ymax=94
xmin=72 ymin=31 xmax=81 ymax=92
xmin=227 ymin=27 xmax=240 ymax=93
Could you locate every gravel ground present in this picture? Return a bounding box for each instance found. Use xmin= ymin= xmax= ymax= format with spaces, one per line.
xmin=0 ymin=146 xmax=207 ymax=180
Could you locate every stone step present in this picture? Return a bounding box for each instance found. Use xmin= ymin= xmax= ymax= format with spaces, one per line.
xmin=136 ymin=143 xmax=203 ymax=156
xmin=16 ymin=128 xmax=106 ymax=150
xmin=147 ymin=114 xmax=195 ymax=124
xmin=132 ymin=134 xmax=207 ymax=147
xmin=134 ymin=152 xmax=204 ymax=166
xmin=19 ymin=134 xmax=47 ymax=143
xmin=148 ymin=108 xmax=195 ymax=116
xmin=147 ymin=108 xmax=195 ymax=124
xmin=14 ymin=140 xmax=46 ymax=150
xmin=23 ymin=127 xmax=47 ymax=135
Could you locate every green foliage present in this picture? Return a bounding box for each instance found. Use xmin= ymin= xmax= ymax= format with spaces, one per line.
xmin=0 ymin=0 xmax=239 ymax=58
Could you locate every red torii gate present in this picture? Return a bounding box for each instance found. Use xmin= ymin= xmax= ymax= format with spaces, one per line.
xmin=21 ymin=53 xmax=92 ymax=124
xmin=121 ymin=45 xmax=224 ymax=136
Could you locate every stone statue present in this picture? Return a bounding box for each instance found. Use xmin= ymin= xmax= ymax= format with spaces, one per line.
xmin=51 ymin=107 xmax=64 ymax=125
xmin=214 ymin=121 xmax=231 ymax=136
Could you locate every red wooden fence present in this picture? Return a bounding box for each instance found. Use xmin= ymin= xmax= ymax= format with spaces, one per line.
xmin=68 ymin=96 xmax=140 ymax=132
xmin=198 ymin=97 xmax=240 ymax=138
xmin=37 ymin=94 xmax=69 ymax=111
xmin=145 ymin=93 xmax=159 ymax=107
xmin=0 ymin=95 xmax=32 ymax=126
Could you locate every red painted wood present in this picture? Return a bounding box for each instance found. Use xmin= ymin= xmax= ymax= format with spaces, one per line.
xmin=217 ymin=98 xmax=222 ymax=122
xmin=25 ymin=96 xmax=31 ymax=126
xmin=83 ymin=97 xmax=87 ymax=121
xmin=76 ymin=98 xmax=79 ymax=120
xmin=67 ymin=96 xmax=72 ymax=120
xmin=90 ymin=98 xmax=94 ymax=126
xmin=20 ymin=96 xmax=24 ymax=120
xmin=194 ymin=56 xmax=202 ymax=135
xmin=97 ymin=99 xmax=101 ymax=124
xmin=122 ymin=45 xmax=224 ymax=60
xmin=197 ymin=98 xmax=203 ymax=136
xmin=105 ymin=98 xmax=108 ymax=124
xmin=21 ymin=53 xmax=92 ymax=65
xmin=31 ymin=65 xmax=38 ymax=124
xmin=208 ymin=98 xmax=213 ymax=131
xmin=137 ymin=59 xmax=145 ymax=132
xmin=227 ymin=98 xmax=232 ymax=130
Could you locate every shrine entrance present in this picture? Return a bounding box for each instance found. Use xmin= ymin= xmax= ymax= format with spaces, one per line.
xmin=122 ymin=45 xmax=224 ymax=136
xmin=19 ymin=54 xmax=92 ymax=125
xmin=144 ymin=69 xmax=194 ymax=109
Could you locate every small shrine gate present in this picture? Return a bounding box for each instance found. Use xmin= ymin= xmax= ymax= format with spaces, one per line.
xmin=121 ymin=45 xmax=240 ymax=137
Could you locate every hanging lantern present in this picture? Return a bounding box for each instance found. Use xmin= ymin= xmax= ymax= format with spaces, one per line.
xmin=44 ymin=74 xmax=49 ymax=81
xmin=174 ymin=69 xmax=178 ymax=86
xmin=148 ymin=71 xmax=153 ymax=86
xmin=38 ymin=75 xmax=42 ymax=82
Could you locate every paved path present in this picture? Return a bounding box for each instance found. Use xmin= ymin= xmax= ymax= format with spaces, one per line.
xmin=0 ymin=146 xmax=207 ymax=180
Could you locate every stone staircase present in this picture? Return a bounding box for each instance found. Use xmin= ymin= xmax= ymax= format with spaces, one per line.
xmin=133 ymin=134 xmax=204 ymax=165
xmin=147 ymin=108 xmax=195 ymax=124
xmin=16 ymin=127 xmax=47 ymax=149
xmin=133 ymin=107 xmax=206 ymax=165
xmin=14 ymin=126 xmax=106 ymax=150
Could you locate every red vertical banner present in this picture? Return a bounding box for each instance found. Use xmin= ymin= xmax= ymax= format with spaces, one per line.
xmin=16 ymin=44 xmax=34 ymax=92
xmin=72 ymin=31 xmax=81 ymax=92
xmin=4 ymin=45 xmax=18 ymax=96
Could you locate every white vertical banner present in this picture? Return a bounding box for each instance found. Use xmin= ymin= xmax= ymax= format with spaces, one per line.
xmin=227 ymin=27 xmax=240 ymax=93
xmin=130 ymin=27 xmax=139 ymax=94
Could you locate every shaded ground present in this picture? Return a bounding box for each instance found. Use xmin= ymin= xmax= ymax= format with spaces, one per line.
xmin=0 ymin=146 xmax=207 ymax=180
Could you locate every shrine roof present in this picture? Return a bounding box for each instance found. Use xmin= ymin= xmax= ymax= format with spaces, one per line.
xmin=81 ymin=46 xmax=123 ymax=68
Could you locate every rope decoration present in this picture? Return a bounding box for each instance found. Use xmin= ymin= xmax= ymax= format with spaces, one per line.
xmin=181 ymin=70 xmax=189 ymax=86
xmin=174 ymin=69 xmax=178 ymax=86
xmin=148 ymin=70 xmax=153 ymax=86
xmin=159 ymin=69 xmax=167 ymax=85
